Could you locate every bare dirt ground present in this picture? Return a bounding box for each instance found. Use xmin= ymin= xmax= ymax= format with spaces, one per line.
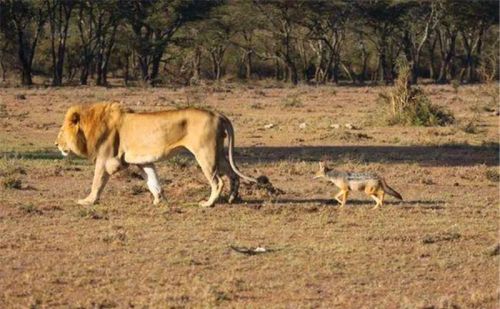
xmin=0 ymin=83 xmax=498 ymax=308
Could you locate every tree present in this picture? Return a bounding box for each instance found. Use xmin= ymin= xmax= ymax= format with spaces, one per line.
xmin=76 ymin=0 xmax=121 ymax=85
xmin=123 ymin=0 xmax=215 ymax=86
xmin=400 ymin=1 xmax=438 ymax=84
xmin=254 ymin=0 xmax=306 ymax=85
xmin=355 ymin=0 xmax=407 ymax=83
xmin=0 ymin=0 xmax=46 ymax=85
xmin=226 ymin=0 xmax=260 ymax=80
xmin=46 ymin=0 xmax=75 ymax=86
xmin=453 ymin=0 xmax=499 ymax=82
xmin=303 ymin=1 xmax=351 ymax=84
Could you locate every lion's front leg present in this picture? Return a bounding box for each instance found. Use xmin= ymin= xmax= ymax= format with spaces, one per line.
xmin=78 ymin=158 xmax=110 ymax=206
xmin=139 ymin=164 xmax=163 ymax=205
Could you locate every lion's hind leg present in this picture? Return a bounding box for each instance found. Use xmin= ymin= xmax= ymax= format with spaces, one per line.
xmin=139 ymin=164 xmax=163 ymax=205
xmin=219 ymin=156 xmax=240 ymax=204
xmin=196 ymin=153 xmax=224 ymax=208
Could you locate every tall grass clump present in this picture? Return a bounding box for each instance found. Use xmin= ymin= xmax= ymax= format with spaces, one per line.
xmin=378 ymin=61 xmax=454 ymax=126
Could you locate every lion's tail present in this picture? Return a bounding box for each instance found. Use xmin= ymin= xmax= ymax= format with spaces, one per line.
xmin=220 ymin=115 xmax=258 ymax=183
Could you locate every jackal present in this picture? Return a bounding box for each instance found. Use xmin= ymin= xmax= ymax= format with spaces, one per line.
xmin=313 ymin=162 xmax=402 ymax=209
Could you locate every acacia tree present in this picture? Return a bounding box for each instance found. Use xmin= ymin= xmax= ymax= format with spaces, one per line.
xmin=46 ymin=0 xmax=74 ymax=86
xmin=303 ymin=1 xmax=351 ymax=84
xmin=433 ymin=0 xmax=461 ymax=83
xmin=0 ymin=33 xmax=15 ymax=82
xmin=355 ymin=0 xmax=407 ymax=83
xmin=453 ymin=1 xmax=499 ymax=82
xmin=225 ymin=0 xmax=260 ymax=80
xmin=400 ymin=1 xmax=438 ymax=84
xmin=0 ymin=0 xmax=46 ymax=85
xmin=200 ymin=5 xmax=239 ymax=81
xmin=123 ymin=0 xmax=214 ymax=86
xmin=76 ymin=0 xmax=121 ymax=85
xmin=254 ymin=0 xmax=306 ymax=85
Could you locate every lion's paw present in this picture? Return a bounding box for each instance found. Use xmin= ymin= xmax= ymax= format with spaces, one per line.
xmin=77 ymin=198 xmax=96 ymax=206
xmin=199 ymin=200 xmax=215 ymax=208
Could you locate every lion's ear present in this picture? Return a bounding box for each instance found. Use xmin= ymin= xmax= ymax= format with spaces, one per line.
xmin=70 ymin=112 xmax=80 ymax=125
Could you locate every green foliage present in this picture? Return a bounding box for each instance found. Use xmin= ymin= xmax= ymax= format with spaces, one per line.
xmin=0 ymin=0 xmax=498 ymax=86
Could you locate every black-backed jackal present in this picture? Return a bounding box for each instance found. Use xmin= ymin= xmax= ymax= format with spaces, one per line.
xmin=314 ymin=162 xmax=402 ymax=209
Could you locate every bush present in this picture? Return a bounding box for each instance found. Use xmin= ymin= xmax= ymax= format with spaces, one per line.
xmin=282 ymin=96 xmax=303 ymax=108
xmin=486 ymin=169 xmax=499 ymax=183
xmin=378 ymin=61 xmax=454 ymax=126
xmin=2 ymin=176 xmax=22 ymax=189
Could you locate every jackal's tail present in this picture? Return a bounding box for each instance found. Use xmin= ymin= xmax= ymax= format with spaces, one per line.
xmin=381 ymin=179 xmax=403 ymax=200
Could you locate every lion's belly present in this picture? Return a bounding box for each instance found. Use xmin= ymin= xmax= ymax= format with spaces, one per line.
xmin=120 ymin=136 xmax=179 ymax=164
xmin=119 ymin=114 xmax=189 ymax=164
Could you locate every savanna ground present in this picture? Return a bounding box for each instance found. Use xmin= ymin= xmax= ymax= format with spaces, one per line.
xmin=0 ymin=81 xmax=499 ymax=308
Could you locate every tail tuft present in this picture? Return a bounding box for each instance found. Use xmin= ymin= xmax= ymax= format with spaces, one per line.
xmin=253 ymin=175 xmax=285 ymax=196
xmin=257 ymin=175 xmax=270 ymax=185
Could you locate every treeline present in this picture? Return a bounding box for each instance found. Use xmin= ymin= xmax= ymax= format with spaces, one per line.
xmin=0 ymin=0 xmax=498 ymax=87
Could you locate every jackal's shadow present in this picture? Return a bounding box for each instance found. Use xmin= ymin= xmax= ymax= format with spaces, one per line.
xmin=242 ymin=198 xmax=445 ymax=209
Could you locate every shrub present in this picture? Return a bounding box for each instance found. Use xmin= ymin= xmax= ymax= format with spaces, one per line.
xmin=2 ymin=176 xmax=22 ymax=189
xmin=485 ymin=169 xmax=499 ymax=183
xmin=378 ymin=61 xmax=454 ymax=126
xmin=282 ymin=96 xmax=303 ymax=108
xmin=451 ymin=80 xmax=460 ymax=93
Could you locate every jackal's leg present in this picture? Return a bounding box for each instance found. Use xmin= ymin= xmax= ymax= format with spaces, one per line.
xmin=334 ymin=190 xmax=344 ymax=205
xmin=370 ymin=194 xmax=382 ymax=209
xmin=334 ymin=190 xmax=348 ymax=207
xmin=340 ymin=190 xmax=349 ymax=208
xmin=377 ymin=191 xmax=385 ymax=208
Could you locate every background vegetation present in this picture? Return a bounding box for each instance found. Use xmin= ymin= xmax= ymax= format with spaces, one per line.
xmin=0 ymin=0 xmax=498 ymax=87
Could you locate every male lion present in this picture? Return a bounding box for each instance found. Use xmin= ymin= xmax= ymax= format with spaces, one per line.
xmin=55 ymin=102 xmax=258 ymax=207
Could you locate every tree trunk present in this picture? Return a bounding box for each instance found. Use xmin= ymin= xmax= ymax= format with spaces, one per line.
xmin=274 ymin=58 xmax=281 ymax=81
xmin=377 ymin=54 xmax=385 ymax=83
xmin=427 ymin=38 xmax=437 ymax=80
xmin=360 ymin=48 xmax=368 ymax=84
xmin=0 ymin=60 xmax=5 ymax=82
xmin=80 ymin=54 xmax=91 ymax=85
xmin=124 ymin=53 xmax=130 ymax=86
xmin=331 ymin=58 xmax=340 ymax=84
xmin=16 ymin=32 xmax=33 ymax=86
xmin=245 ymin=51 xmax=252 ymax=80
xmin=192 ymin=47 xmax=201 ymax=82
xmin=150 ymin=54 xmax=162 ymax=86
xmin=285 ymin=60 xmax=298 ymax=85
xmin=437 ymin=31 xmax=456 ymax=83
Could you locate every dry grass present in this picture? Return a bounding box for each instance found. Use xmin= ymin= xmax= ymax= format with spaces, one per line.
xmin=379 ymin=62 xmax=455 ymax=126
xmin=0 ymin=83 xmax=498 ymax=308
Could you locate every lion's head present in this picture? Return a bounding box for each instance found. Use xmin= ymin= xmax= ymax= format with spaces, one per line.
xmin=55 ymin=103 xmax=123 ymax=159
xmin=55 ymin=106 xmax=88 ymax=157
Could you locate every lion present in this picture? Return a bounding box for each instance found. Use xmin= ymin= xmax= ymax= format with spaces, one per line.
xmin=55 ymin=102 xmax=259 ymax=207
